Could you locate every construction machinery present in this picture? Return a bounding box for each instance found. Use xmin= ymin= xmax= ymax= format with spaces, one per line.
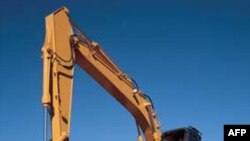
xmin=41 ymin=7 xmax=202 ymax=141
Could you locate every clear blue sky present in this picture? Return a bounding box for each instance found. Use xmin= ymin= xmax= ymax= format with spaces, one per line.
xmin=0 ymin=0 xmax=249 ymax=141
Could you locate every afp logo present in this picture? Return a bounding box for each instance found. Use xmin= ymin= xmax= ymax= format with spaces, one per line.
xmin=224 ymin=125 xmax=250 ymax=141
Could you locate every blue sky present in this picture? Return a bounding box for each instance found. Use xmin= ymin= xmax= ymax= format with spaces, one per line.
xmin=0 ymin=0 xmax=249 ymax=141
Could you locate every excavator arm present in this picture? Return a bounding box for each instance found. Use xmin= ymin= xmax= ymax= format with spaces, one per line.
xmin=41 ymin=7 xmax=161 ymax=141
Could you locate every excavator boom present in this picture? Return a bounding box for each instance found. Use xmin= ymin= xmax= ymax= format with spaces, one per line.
xmin=41 ymin=7 xmax=202 ymax=141
xmin=41 ymin=7 xmax=161 ymax=141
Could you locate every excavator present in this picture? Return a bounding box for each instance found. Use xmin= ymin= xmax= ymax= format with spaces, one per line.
xmin=41 ymin=7 xmax=202 ymax=141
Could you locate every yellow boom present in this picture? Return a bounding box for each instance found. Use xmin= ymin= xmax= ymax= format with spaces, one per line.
xmin=41 ymin=7 xmax=161 ymax=141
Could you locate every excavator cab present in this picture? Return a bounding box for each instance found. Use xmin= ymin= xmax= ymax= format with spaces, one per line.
xmin=161 ymin=126 xmax=201 ymax=141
